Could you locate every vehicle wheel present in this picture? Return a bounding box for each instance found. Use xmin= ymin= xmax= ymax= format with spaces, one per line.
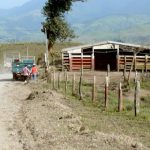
xmin=13 ymin=73 xmax=18 ymax=80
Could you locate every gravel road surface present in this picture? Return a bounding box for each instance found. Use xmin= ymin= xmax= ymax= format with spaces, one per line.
xmin=0 ymin=73 xmax=30 ymax=150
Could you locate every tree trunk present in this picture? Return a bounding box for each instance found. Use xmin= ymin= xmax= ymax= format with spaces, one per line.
xmin=48 ymin=42 xmax=55 ymax=66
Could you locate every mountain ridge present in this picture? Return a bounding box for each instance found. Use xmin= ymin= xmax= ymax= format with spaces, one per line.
xmin=0 ymin=0 xmax=150 ymax=44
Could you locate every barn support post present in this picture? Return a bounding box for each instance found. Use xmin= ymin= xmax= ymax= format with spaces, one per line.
xmin=69 ymin=53 xmax=72 ymax=72
xmin=91 ymin=47 xmax=95 ymax=71
xmin=116 ymin=46 xmax=120 ymax=72
xmin=61 ymin=53 xmax=64 ymax=71
xmin=123 ymin=56 xmax=127 ymax=81
xmin=81 ymin=49 xmax=83 ymax=71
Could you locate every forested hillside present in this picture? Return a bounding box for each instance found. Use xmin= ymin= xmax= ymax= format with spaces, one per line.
xmin=0 ymin=0 xmax=150 ymax=44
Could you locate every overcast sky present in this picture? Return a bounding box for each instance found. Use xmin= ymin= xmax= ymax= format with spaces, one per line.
xmin=0 ymin=0 xmax=30 ymax=9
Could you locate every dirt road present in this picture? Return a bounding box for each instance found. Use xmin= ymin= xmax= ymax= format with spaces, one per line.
xmin=0 ymin=73 xmax=149 ymax=150
xmin=0 ymin=73 xmax=30 ymax=150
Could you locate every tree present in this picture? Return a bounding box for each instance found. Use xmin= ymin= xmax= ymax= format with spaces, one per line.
xmin=41 ymin=0 xmax=84 ymax=65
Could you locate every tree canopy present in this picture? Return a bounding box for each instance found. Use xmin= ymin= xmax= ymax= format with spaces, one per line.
xmin=41 ymin=0 xmax=84 ymax=49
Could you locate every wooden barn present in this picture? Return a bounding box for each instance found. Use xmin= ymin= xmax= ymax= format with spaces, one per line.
xmin=62 ymin=41 xmax=150 ymax=71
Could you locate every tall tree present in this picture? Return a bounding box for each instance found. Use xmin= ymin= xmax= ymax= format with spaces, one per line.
xmin=41 ymin=0 xmax=84 ymax=65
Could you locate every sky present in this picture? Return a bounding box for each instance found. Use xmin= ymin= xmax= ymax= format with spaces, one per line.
xmin=0 ymin=0 xmax=30 ymax=9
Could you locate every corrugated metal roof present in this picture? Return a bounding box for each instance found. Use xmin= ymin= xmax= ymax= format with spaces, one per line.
xmin=62 ymin=41 xmax=150 ymax=52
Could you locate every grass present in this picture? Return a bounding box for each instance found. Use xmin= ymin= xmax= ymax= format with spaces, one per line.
xmin=141 ymin=78 xmax=150 ymax=90
xmin=126 ymin=76 xmax=150 ymax=90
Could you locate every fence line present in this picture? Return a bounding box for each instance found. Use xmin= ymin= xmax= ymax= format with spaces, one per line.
xmin=46 ymin=70 xmax=148 ymax=116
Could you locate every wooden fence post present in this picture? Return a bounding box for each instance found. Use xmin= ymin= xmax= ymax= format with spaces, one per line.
xmin=118 ymin=82 xmax=123 ymax=112
xmin=134 ymin=54 xmax=137 ymax=71
xmin=92 ymin=76 xmax=96 ymax=102
xmin=79 ymin=66 xmax=83 ymax=100
xmin=50 ymin=71 xmax=52 ymax=84
xmin=127 ymin=56 xmax=135 ymax=85
xmin=123 ymin=68 xmax=126 ymax=81
xmin=147 ymin=71 xmax=150 ymax=78
xmin=65 ymin=71 xmax=68 ymax=98
xmin=134 ymin=80 xmax=140 ymax=117
xmin=107 ymin=64 xmax=110 ymax=77
xmin=141 ymin=69 xmax=144 ymax=82
xmin=53 ymin=70 xmax=56 ymax=89
xmin=105 ymin=76 xmax=109 ymax=109
xmin=47 ymin=72 xmax=50 ymax=83
xmin=72 ymin=73 xmax=76 ymax=96
xmin=64 ymin=70 xmax=66 ymax=81
xmin=134 ymin=71 xmax=138 ymax=83
xmin=58 ymin=72 xmax=61 ymax=89
xmin=47 ymin=71 xmax=52 ymax=84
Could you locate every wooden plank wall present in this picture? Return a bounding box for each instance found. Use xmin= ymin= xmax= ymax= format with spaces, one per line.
xmin=62 ymin=53 xmax=92 ymax=71
xmin=119 ymin=55 xmax=150 ymax=71
xmin=63 ymin=53 xmax=150 ymax=71
xmin=70 ymin=54 xmax=92 ymax=71
xmin=62 ymin=53 xmax=69 ymax=70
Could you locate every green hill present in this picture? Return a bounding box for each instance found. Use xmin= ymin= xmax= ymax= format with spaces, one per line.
xmin=1 ymin=0 xmax=150 ymax=44
xmin=73 ymin=15 xmax=150 ymax=44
